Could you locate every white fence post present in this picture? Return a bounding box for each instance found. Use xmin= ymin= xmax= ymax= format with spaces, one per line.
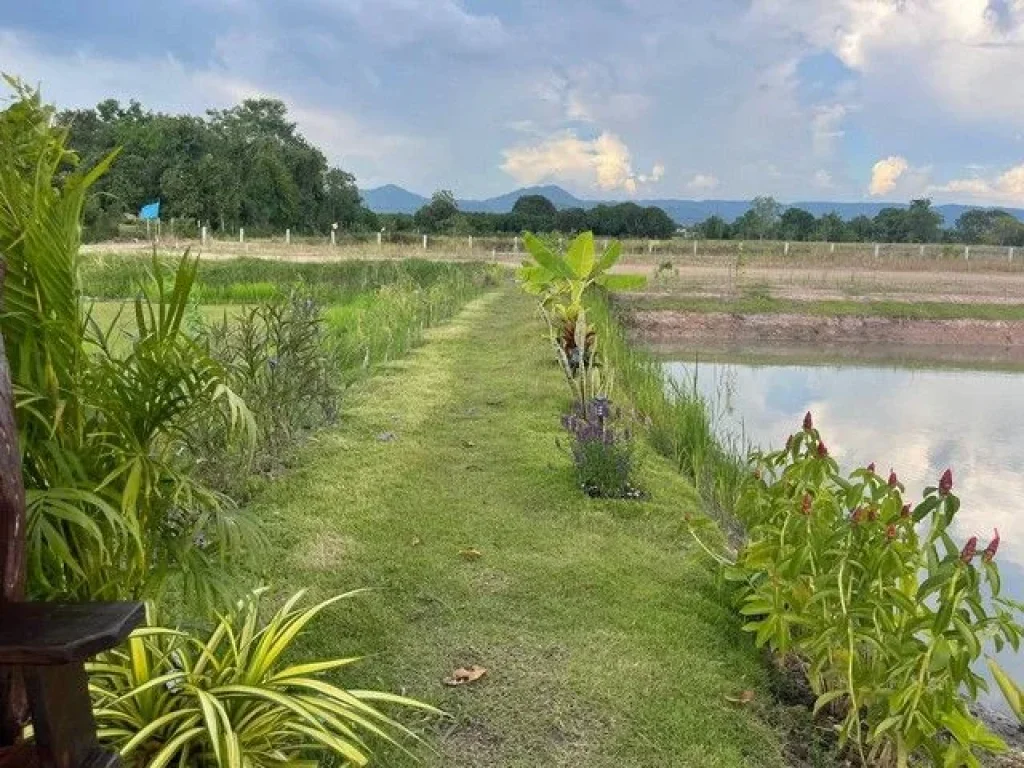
xmin=874 ymin=243 xmax=880 ymax=259
xmin=1009 ymin=246 xmax=1015 ymax=262
xmin=784 ymin=241 xmax=790 ymax=256
xmin=239 ymin=227 xmax=244 ymax=244
xmin=513 ymin=236 xmax=519 ymax=254
xmin=920 ymin=244 xmax=925 ymax=257
xmin=468 ymin=235 xmax=473 ymax=251
xmin=693 ymin=240 xmax=698 ymax=257
xmin=286 ymin=228 xmax=291 ymax=245
xmin=201 ymin=225 xmax=207 ymax=247
xmin=377 ymin=231 xmax=382 ymax=249
xmin=422 ymin=234 xmax=428 ymax=250
xmin=965 ymin=245 xmax=970 ymax=261
xmin=647 ymin=240 xmax=653 ymax=254
xmin=830 ymin=242 xmax=835 ymax=254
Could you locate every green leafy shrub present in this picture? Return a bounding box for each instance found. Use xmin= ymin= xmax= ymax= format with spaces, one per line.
xmin=0 ymin=81 xmax=257 ymax=604
xmin=720 ymin=413 xmax=1023 ymax=766
xmin=197 ymin=288 xmax=339 ymax=493
xmin=89 ymin=589 xmax=439 ymax=767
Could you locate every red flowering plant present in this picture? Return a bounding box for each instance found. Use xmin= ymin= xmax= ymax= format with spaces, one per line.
xmin=715 ymin=412 xmax=1022 ymax=767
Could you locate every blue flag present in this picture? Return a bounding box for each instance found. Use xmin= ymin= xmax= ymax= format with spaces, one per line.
xmin=139 ymin=201 xmax=161 ymax=221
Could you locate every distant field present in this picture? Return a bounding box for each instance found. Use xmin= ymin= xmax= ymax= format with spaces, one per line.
xmin=82 ymin=235 xmax=1024 ymax=274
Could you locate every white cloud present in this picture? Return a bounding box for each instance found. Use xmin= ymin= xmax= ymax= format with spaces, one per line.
xmin=500 ymin=130 xmax=661 ymax=193
xmin=814 ymin=169 xmax=834 ymax=188
xmin=686 ymin=173 xmax=719 ymax=193
xmin=931 ymin=162 xmax=1024 ymax=204
xmin=869 ymin=156 xmax=909 ymax=196
xmin=756 ymin=0 xmax=1024 ymax=128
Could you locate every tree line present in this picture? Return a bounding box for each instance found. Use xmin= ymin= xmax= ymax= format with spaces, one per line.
xmin=694 ymin=196 xmax=1024 ymax=246
xmin=386 ymin=191 xmax=677 ymax=239
xmin=60 ymin=98 xmax=378 ymax=240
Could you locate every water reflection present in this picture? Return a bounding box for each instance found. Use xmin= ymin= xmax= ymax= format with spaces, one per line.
xmin=665 ymin=357 xmax=1024 ymax=689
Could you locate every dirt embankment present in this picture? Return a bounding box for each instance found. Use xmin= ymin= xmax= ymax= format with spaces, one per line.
xmin=628 ymin=310 xmax=1024 ymax=350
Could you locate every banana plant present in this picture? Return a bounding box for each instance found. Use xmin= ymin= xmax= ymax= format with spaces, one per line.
xmin=518 ymin=232 xmax=645 ymax=402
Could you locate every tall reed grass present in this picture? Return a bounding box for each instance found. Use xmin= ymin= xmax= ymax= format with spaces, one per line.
xmin=589 ymin=292 xmax=747 ymax=527
xmin=80 ymin=255 xmax=501 ymax=304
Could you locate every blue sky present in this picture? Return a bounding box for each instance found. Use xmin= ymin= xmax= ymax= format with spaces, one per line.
xmin=4 ymin=0 xmax=1024 ymax=204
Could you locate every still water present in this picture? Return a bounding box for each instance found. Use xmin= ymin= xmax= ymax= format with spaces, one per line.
xmin=664 ymin=354 xmax=1024 ymax=696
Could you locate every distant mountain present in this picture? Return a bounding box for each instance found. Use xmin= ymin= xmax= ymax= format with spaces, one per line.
xmin=360 ymin=184 xmax=428 ymax=214
xmin=360 ymin=184 xmax=1024 ymax=226
xmin=460 ymin=184 xmax=588 ymax=213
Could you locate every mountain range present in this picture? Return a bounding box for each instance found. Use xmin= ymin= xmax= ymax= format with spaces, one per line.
xmin=360 ymin=184 xmax=1024 ymax=226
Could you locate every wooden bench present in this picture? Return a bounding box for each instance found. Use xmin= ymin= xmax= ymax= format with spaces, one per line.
xmin=0 ymin=602 xmax=143 ymax=768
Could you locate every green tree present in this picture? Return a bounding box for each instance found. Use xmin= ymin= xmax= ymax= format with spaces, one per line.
xmin=512 ymin=194 xmax=557 ymax=232
xmin=750 ymin=195 xmax=782 ymax=239
xmin=816 ymin=211 xmax=847 ymax=242
xmin=414 ymin=189 xmax=459 ymax=233
xmin=555 ymin=207 xmax=589 ymax=233
xmin=779 ymin=207 xmax=816 ymax=241
xmin=905 ymin=198 xmax=943 ymax=243
xmin=873 ymin=207 xmax=909 ymax=242
xmin=848 ymin=215 xmax=874 ymax=242
xmin=697 ymin=214 xmax=731 ymax=239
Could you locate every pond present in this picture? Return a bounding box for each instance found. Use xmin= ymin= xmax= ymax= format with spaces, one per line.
xmin=664 ymin=350 xmax=1024 ymax=706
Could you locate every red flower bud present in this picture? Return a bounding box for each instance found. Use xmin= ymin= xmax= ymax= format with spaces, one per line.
xmin=867 ymin=507 xmax=878 ymax=522
xmin=886 ymin=524 xmax=897 ymax=540
xmin=851 ymin=507 xmax=864 ymax=524
xmin=753 ymin=469 xmax=761 ymax=480
xmin=817 ymin=440 xmax=828 ymax=458
xmin=803 ymin=411 xmax=813 ymax=431
xmin=960 ymin=536 xmax=978 ymax=563
xmin=939 ymin=469 xmax=953 ymax=496
xmin=801 ymin=494 xmax=812 ymax=515
xmin=982 ymin=529 xmax=1000 ymax=563
xmin=901 ymin=503 xmax=911 ymax=519
xmin=866 ymin=462 xmax=876 ymax=473
xmin=888 ymin=470 xmax=899 ymax=487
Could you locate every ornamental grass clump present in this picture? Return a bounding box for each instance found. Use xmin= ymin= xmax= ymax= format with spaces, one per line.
xmin=703 ymin=411 xmax=1023 ymax=767
xmin=561 ymin=396 xmax=641 ymax=499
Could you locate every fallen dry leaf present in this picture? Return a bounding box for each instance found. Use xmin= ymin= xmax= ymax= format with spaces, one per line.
xmin=725 ymin=690 xmax=755 ymax=705
xmin=459 ymin=548 xmax=482 ymax=560
xmin=443 ymin=665 xmax=488 ymax=687
xmin=411 ymin=537 xmax=422 ymax=546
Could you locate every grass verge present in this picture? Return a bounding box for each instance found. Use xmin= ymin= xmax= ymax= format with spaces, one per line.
xmin=250 ymin=286 xmax=788 ymax=767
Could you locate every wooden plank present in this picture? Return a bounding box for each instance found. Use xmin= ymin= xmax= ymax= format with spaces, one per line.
xmin=0 ymin=603 xmax=144 ymax=666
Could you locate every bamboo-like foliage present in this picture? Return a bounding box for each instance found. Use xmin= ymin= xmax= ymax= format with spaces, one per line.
xmin=88 ymin=590 xmax=439 ymax=767
xmin=0 ymin=78 xmax=257 ymax=604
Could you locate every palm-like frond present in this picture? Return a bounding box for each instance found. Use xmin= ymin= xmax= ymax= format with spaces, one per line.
xmin=88 ymin=590 xmax=440 ymax=767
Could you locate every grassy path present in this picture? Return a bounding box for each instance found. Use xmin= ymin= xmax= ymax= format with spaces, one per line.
xmin=253 ymin=285 xmax=788 ymax=767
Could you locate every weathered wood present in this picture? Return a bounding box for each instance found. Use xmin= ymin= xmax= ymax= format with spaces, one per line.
xmin=0 ymin=259 xmax=28 ymax=744
xmin=0 ymin=603 xmax=144 ymax=666
xmin=24 ymin=665 xmax=104 ymax=768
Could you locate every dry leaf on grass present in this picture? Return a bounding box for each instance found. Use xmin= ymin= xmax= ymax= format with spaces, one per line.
xmin=443 ymin=665 xmax=488 ymax=686
xmin=725 ymin=690 xmax=755 ymax=705
xmin=411 ymin=537 xmax=422 ymax=546
xmin=459 ymin=548 xmax=483 ymax=560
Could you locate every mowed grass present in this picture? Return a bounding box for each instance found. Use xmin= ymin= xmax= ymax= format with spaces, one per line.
xmin=249 ymin=286 xmax=788 ymax=767
xmin=620 ymin=293 xmax=1024 ymax=321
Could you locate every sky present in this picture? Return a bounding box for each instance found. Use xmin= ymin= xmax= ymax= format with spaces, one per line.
xmin=4 ymin=0 xmax=1024 ymax=204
